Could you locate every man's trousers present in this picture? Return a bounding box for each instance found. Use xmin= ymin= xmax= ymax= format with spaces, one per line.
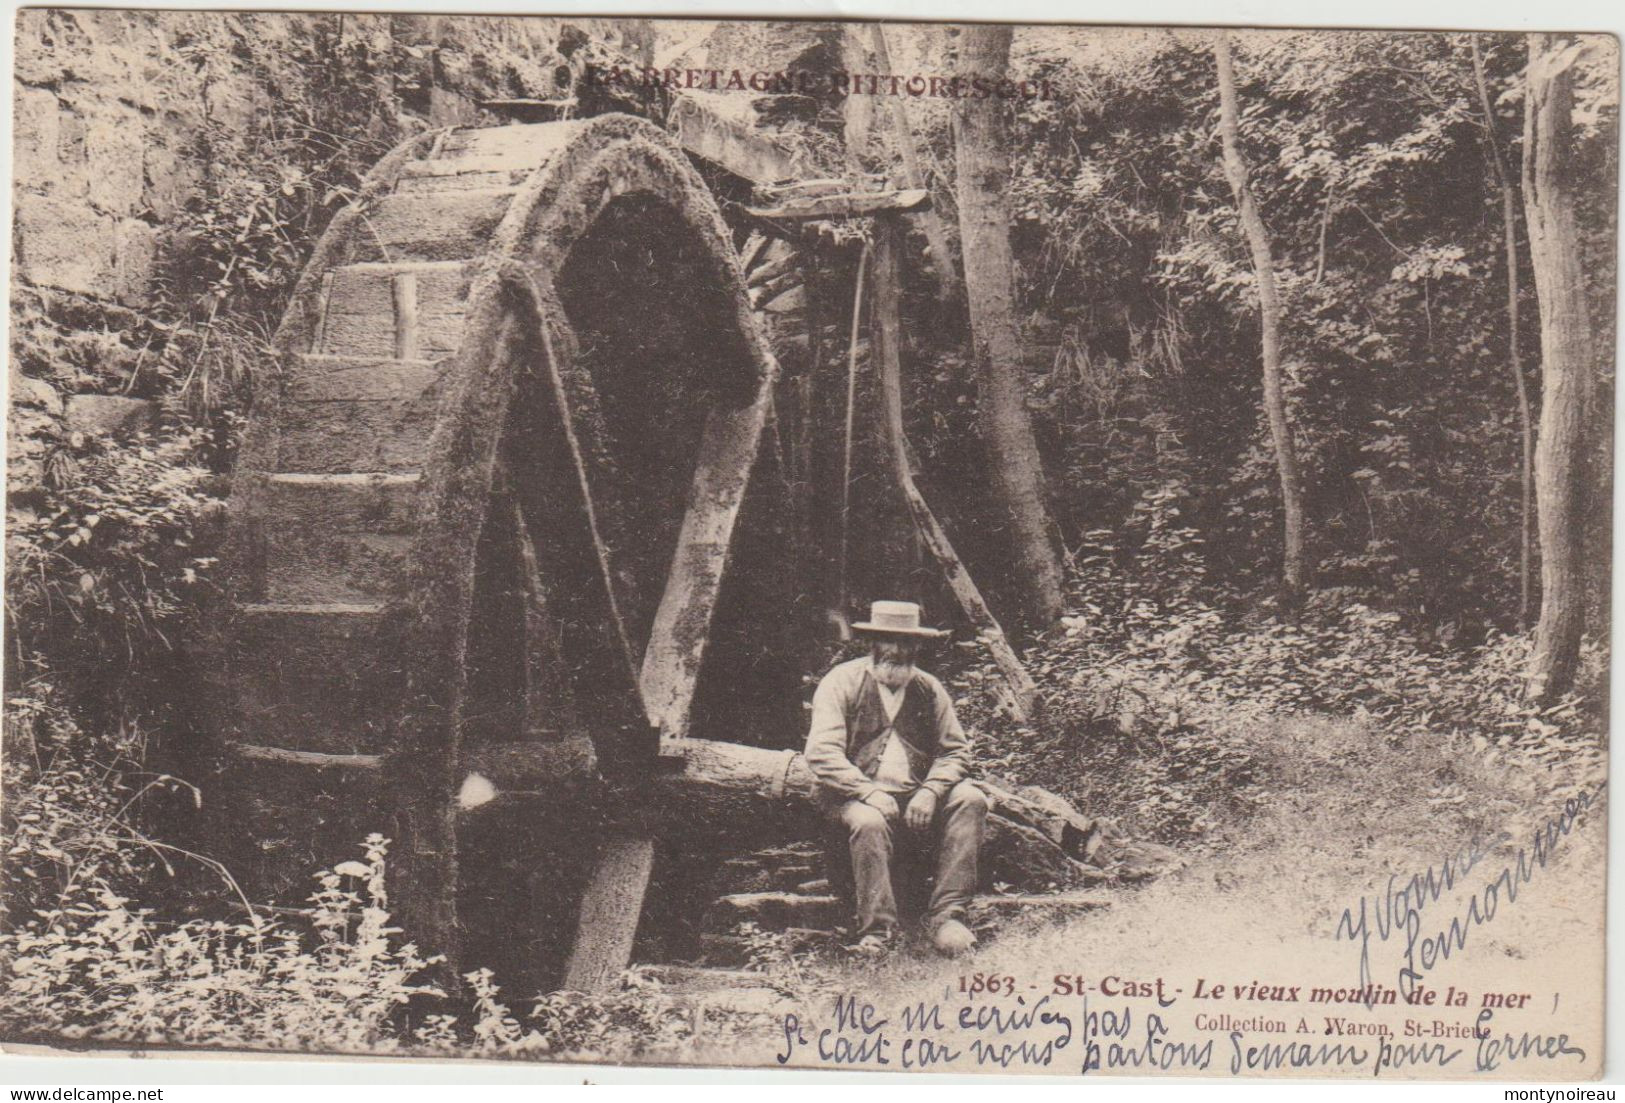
xmin=829 ymin=780 xmax=988 ymax=937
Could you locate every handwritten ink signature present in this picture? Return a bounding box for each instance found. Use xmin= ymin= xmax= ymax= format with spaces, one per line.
xmin=1335 ymin=783 xmax=1603 ymax=1005
xmin=1472 ymin=1009 xmax=1587 ymax=1072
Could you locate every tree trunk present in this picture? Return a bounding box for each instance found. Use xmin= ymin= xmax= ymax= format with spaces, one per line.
xmin=951 ymin=24 xmax=1066 ymax=626
xmin=872 ymin=216 xmax=1039 ymax=723
xmin=1213 ymin=32 xmax=1310 ymax=594
xmin=839 ymin=26 xmax=882 ymax=174
xmin=1471 ymin=35 xmax=1535 ymax=631
xmin=1521 ymin=34 xmax=1597 ymax=702
xmin=871 ymin=23 xmax=962 ymax=302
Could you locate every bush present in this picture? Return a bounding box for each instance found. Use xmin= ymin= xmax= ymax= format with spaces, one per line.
xmin=4 ymin=424 xmax=225 ymax=727
xmin=0 ymin=834 xmax=439 ymax=1051
xmin=0 ymin=809 xmax=705 ymax=1060
xmin=946 ymin=527 xmax=1608 ymax=848
xmin=0 ymin=685 xmax=169 ymax=934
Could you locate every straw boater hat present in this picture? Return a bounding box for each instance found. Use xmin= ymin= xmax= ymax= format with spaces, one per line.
xmin=851 ymin=600 xmax=950 ymax=641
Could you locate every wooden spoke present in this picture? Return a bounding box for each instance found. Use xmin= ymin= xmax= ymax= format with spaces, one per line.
xmin=497 ymin=318 xmax=657 ymax=772
xmin=638 ymin=381 xmax=774 ymax=742
xmin=560 ymin=835 xmax=657 ymax=992
xmin=502 ymin=272 xmax=646 ymax=701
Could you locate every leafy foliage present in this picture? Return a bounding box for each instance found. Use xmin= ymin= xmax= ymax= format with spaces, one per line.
xmin=4 ymin=425 xmax=225 ymax=728
xmin=0 ymin=834 xmax=438 ymax=1050
xmin=0 ymin=819 xmax=706 ymax=1060
xmin=154 ymin=16 xmax=406 ymax=419
xmin=948 ymin=520 xmax=1607 ymax=849
xmin=965 ymin=29 xmax=1617 ymax=631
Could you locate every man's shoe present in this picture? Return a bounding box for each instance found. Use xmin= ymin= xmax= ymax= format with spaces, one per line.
xmin=931 ymin=918 xmax=977 ymax=957
xmin=850 ymin=929 xmax=896 ymax=957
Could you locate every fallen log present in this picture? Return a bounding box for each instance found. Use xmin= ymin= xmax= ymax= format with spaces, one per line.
xmin=457 ymin=736 xmax=1105 ymax=890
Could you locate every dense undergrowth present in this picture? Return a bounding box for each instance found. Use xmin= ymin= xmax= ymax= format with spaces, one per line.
xmin=2 ymin=548 xmax=1605 ymax=1057
xmin=950 ymin=513 xmax=1607 ymax=854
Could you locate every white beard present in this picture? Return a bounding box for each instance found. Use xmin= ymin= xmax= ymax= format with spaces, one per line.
xmin=873 ymin=658 xmax=916 ymax=689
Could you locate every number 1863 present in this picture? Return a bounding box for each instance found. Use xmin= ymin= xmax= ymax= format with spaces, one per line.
xmin=958 ymin=973 xmax=1016 ymax=997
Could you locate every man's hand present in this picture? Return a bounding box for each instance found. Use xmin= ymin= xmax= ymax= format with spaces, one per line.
xmin=905 ymin=788 xmax=938 ymax=831
xmin=862 ymin=790 xmax=900 ymax=821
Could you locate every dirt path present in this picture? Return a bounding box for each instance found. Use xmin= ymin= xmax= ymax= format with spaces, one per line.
xmin=696 ymin=714 xmax=1607 ymax=1080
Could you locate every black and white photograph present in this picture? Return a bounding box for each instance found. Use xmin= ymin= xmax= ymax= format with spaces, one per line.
xmin=0 ymin=8 xmax=1615 ymax=1083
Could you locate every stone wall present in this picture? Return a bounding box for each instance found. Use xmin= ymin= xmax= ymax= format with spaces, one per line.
xmin=8 ymin=9 xmax=649 ymax=494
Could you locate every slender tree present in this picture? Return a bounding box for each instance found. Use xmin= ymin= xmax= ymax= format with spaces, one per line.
xmin=870 ymin=23 xmax=961 ymax=302
xmin=1521 ymin=33 xmax=1597 ymax=702
xmin=951 ymin=23 xmax=1065 ymax=625
xmin=1470 ymin=34 xmax=1535 ymax=630
xmin=1213 ymin=32 xmax=1310 ymax=595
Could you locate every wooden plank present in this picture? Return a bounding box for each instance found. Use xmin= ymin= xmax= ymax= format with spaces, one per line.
xmin=638 ymin=377 xmax=773 ymax=741
xmin=745 ymin=250 xmax=800 ymax=289
xmin=231 ymin=743 xmax=385 ymax=770
xmin=391 ymin=272 xmax=419 ymax=360
xmin=749 ymin=272 xmax=804 ymax=310
xmin=669 ymin=94 xmax=801 ymax=185
xmin=561 ymin=835 xmax=656 ymax=993
xmin=744 ymin=188 xmax=929 ymax=220
xmin=739 ymin=230 xmax=772 ymax=273
xmin=871 ymin=218 xmax=1038 ymax=722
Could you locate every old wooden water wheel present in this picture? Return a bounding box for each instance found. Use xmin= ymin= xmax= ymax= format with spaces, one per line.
xmin=217 ymin=112 xmax=1125 ymax=1000
xmin=218 ymin=111 xmax=779 ymax=975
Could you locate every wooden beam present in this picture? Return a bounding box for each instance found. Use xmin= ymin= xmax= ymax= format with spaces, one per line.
xmin=745 ymin=251 xmax=801 ymax=289
xmin=561 ymin=835 xmax=656 ymax=992
xmin=231 ymin=743 xmax=384 ymax=770
xmin=759 ymin=175 xmax=886 ymax=198
xmin=669 ymin=93 xmax=802 ymax=185
xmin=871 ymin=217 xmax=1038 ymax=722
xmin=461 ymin=739 xmax=597 ymax=794
xmin=739 ymin=230 xmax=772 ymax=273
xmin=456 ymin=736 xmax=1106 ymax=888
xmin=744 ymin=188 xmax=930 ymax=220
xmin=638 ymin=376 xmax=773 ymax=741
xmin=750 ymin=272 xmax=804 ymax=310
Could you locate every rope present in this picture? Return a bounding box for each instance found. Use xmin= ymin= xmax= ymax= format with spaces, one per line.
xmin=772 ymin=748 xmax=798 ymax=802
xmin=838 ymin=241 xmax=871 ymax=631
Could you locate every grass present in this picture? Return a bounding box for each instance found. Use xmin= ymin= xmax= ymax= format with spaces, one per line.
xmin=698 ymin=709 xmax=1608 ymax=1078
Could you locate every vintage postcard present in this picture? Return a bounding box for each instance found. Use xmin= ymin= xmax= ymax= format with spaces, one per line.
xmin=2 ymin=8 xmax=1614 ymax=1083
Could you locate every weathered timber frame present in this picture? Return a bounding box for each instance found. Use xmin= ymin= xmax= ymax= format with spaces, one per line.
xmin=218 ymin=114 xmax=782 ymax=986
xmin=217 ymin=109 xmax=1073 ymax=995
xmin=392 ymin=115 xmax=781 ymax=978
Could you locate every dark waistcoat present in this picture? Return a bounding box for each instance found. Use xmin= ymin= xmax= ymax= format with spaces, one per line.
xmin=846 ymin=670 xmax=939 ymax=782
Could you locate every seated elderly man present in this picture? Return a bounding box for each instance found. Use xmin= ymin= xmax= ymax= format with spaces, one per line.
xmin=805 ymin=600 xmax=988 ymax=956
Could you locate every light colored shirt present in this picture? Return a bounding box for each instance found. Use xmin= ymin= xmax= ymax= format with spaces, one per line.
xmin=871 ymin=676 xmax=914 ymax=793
xmin=804 ymin=655 xmax=971 ymax=802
